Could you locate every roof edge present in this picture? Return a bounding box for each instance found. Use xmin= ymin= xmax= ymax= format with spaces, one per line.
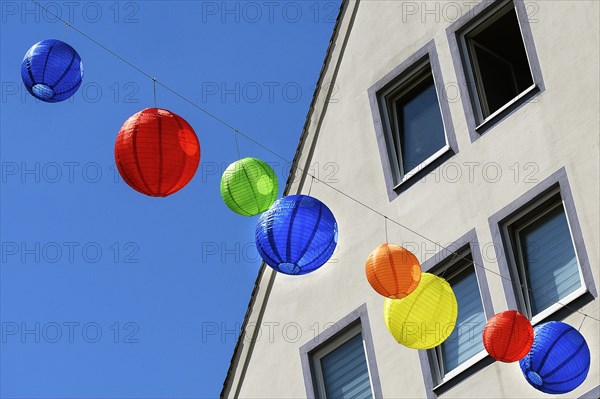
xmin=220 ymin=1 xmax=355 ymax=396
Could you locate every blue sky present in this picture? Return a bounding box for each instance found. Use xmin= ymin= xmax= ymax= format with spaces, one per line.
xmin=0 ymin=1 xmax=340 ymax=397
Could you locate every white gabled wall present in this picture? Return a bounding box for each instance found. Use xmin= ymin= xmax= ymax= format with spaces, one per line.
xmin=228 ymin=1 xmax=600 ymax=397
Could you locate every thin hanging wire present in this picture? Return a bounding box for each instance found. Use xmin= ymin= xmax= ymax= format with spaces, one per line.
xmin=384 ymin=216 xmax=388 ymax=244
xmin=307 ymin=175 xmax=315 ymax=196
xmin=578 ymin=315 xmax=587 ymax=331
xmin=153 ymin=78 xmax=157 ymax=108
xmin=440 ymin=251 xmax=459 ymax=279
xmin=29 ymin=0 xmax=600 ymax=324
xmin=233 ymin=130 xmax=241 ymax=160
xmin=61 ymin=20 xmax=69 ymax=41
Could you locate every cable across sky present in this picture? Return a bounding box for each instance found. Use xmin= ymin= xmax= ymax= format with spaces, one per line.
xmin=28 ymin=0 xmax=600 ymax=324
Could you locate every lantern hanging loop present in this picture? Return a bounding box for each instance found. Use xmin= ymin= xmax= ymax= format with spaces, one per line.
xmin=233 ymin=129 xmax=241 ymax=159
xmin=153 ymin=77 xmax=157 ymax=108
xmin=384 ymin=216 xmax=388 ymax=243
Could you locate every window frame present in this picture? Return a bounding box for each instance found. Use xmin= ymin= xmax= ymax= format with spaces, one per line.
xmin=299 ymin=304 xmax=382 ymax=399
xmin=431 ymin=250 xmax=488 ymax=382
xmin=310 ymin=324 xmax=370 ymax=398
xmin=488 ymin=167 xmax=597 ymax=326
xmin=417 ymin=229 xmax=495 ymax=395
xmin=368 ymin=40 xmax=458 ymax=201
xmin=428 ymin=248 xmax=491 ymax=386
xmin=446 ymin=0 xmax=544 ymax=142
xmin=500 ymin=188 xmax=588 ymax=325
xmin=381 ymin=62 xmax=450 ymax=185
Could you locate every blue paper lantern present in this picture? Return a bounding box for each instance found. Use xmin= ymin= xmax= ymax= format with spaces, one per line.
xmin=519 ymin=321 xmax=590 ymax=394
xmin=255 ymin=195 xmax=338 ymax=275
xmin=21 ymin=39 xmax=84 ymax=102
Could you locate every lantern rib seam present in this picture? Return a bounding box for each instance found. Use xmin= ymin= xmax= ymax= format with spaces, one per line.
xmin=256 ymin=159 xmax=278 ymax=207
xmin=296 ymin=201 xmax=323 ymax=266
xmin=156 ymin=110 xmax=164 ymax=195
xmin=302 ymin=230 xmax=337 ymax=273
xmin=239 ymin=161 xmax=260 ymax=215
xmin=51 ymin=50 xmax=76 ymax=88
xmin=386 ymin=245 xmax=399 ymax=295
xmin=499 ymin=310 xmax=518 ymax=361
xmin=284 ymin=198 xmax=303 ymax=264
xmin=130 ymin=114 xmax=154 ymax=195
xmin=164 ymin=114 xmax=189 ymax=196
xmin=541 ymin=340 xmax=586 ymax=379
xmin=542 ymin=360 xmax=590 ymax=385
xmin=534 ymin=328 xmax=573 ymax=373
xmin=25 ymin=56 xmax=36 ymax=86
xmin=53 ymin=78 xmax=82 ymax=96
xmin=266 ymin=211 xmax=284 ymax=264
xmin=40 ymin=41 xmax=56 ymax=84
xmin=225 ymin=180 xmax=250 ymax=216
xmin=255 ymin=241 xmax=281 ymax=270
xmin=368 ymin=257 xmax=393 ymax=298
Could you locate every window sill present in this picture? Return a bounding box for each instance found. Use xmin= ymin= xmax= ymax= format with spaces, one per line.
xmin=530 ymin=286 xmax=589 ymax=326
xmin=392 ymin=145 xmax=454 ymax=193
xmin=474 ymin=84 xmax=540 ymax=135
xmin=432 ymin=350 xmax=490 ymax=392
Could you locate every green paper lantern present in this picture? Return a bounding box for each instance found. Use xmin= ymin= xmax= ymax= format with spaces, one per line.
xmin=220 ymin=157 xmax=278 ymax=216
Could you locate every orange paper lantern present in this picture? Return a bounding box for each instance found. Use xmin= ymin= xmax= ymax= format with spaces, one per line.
xmin=483 ymin=310 xmax=533 ymax=363
xmin=365 ymin=243 xmax=421 ymax=299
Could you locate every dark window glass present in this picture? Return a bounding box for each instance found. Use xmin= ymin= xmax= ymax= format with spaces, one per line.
xmin=394 ymin=79 xmax=445 ymax=174
xmin=466 ymin=7 xmax=534 ymax=117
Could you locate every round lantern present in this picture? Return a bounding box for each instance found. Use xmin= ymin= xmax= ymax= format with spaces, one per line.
xmin=383 ymin=273 xmax=457 ymax=349
xmin=365 ymin=243 xmax=421 ymax=299
xmin=220 ymin=157 xmax=278 ymax=216
xmin=114 ymin=108 xmax=200 ymax=197
xmin=255 ymin=195 xmax=338 ymax=275
xmin=21 ymin=39 xmax=83 ymax=102
xmin=519 ymin=321 xmax=590 ymax=394
xmin=483 ymin=310 xmax=533 ymax=362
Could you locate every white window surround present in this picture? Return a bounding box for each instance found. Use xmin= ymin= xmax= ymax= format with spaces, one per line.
xmin=446 ymin=0 xmax=545 ymax=142
xmin=475 ymin=84 xmax=536 ymax=131
xmin=430 ymin=251 xmax=487 ymax=383
xmin=395 ymin=145 xmax=451 ymax=188
xmin=458 ymin=1 xmax=535 ymax=124
xmin=368 ymin=40 xmax=458 ymax=201
xmin=299 ymin=304 xmax=383 ymax=399
xmin=500 ymin=188 xmax=588 ymax=326
xmin=433 ymin=350 xmax=489 ymax=389
xmin=310 ymin=324 xmax=373 ymax=399
xmin=378 ymin=60 xmax=451 ymax=187
xmin=416 ymin=229 xmax=496 ymax=396
xmin=488 ymin=167 xmax=597 ymax=324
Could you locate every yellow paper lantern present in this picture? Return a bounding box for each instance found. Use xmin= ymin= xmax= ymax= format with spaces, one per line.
xmin=383 ymin=273 xmax=458 ymax=349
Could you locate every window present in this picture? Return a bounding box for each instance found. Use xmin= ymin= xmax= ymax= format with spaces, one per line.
xmin=369 ymin=41 xmax=458 ymax=199
xmin=431 ymin=251 xmax=487 ymax=381
xmin=459 ymin=1 xmax=535 ymax=123
xmin=381 ymin=61 xmax=448 ymax=184
xmin=311 ymin=325 xmax=373 ymax=399
xmin=503 ymin=189 xmax=583 ymax=319
xmin=300 ymin=305 xmax=382 ymax=399
xmin=417 ymin=230 xmax=496 ymax=393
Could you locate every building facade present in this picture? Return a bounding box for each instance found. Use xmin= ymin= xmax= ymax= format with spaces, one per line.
xmin=222 ymin=0 xmax=599 ymax=398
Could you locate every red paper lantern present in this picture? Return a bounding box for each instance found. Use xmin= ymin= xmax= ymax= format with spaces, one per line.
xmin=365 ymin=243 xmax=421 ymax=299
xmin=483 ymin=310 xmax=533 ymax=363
xmin=115 ymin=108 xmax=200 ymax=197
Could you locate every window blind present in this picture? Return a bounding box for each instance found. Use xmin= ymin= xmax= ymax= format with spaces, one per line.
xmin=441 ymin=270 xmax=486 ymax=373
xmin=320 ymin=333 xmax=372 ymax=399
xmin=520 ymin=207 xmax=580 ymax=315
